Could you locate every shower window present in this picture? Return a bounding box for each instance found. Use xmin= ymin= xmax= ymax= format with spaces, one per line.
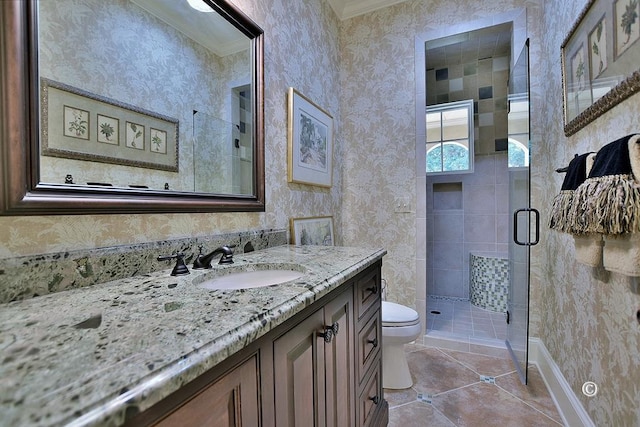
xmin=426 ymin=99 xmax=474 ymax=174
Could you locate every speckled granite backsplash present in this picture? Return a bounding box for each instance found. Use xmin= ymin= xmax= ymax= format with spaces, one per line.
xmin=0 ymin=228 xmax=287 ymax=304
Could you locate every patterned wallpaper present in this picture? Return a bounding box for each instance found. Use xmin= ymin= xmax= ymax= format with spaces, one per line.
xmin=537 ymin=0 xmax=640 ymax=424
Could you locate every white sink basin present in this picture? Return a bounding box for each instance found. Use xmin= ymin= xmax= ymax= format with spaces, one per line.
xmin=195 ymin=264 xmax=305 ymax=290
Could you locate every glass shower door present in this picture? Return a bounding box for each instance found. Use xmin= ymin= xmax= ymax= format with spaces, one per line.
xmin=506 ymin=40 xmax=536 ymax=384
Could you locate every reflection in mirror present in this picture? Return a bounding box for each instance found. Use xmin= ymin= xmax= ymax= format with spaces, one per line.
xmin=38 ymin=0 xmax=252 ymax=194
xmin=0 ymin=0 xmax=264 ymax=215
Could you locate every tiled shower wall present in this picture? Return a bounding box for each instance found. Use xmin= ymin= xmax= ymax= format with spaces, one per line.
xmin=425 ymin=51 xmax=511 ymax=300
xmin=426 ymin=154 xmax=509 ymax=299
xmin=426 ymin=55 xmax=510 ymax=155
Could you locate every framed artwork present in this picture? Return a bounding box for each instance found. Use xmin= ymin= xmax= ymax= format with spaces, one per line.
xmin=290 ymin=216 xmax=335 ymax=246
xmin=287 ymin=87 xmax=333 ymax=187
xmin=125 ymin=121 xmax=145 ymax=150
xmin=561 ymin=0 xmax=640 ymax=136
xmin=41 ymin=78 xmax=179 ymax=172
xmin=589 ymin=15 xmax=608 ymax=78
xmin=150 ymin=128 xmax=168 ymax=153
xmin=614 ymin=0 xmax=640 ymax=58
xmin=97 ymin=114 xmax=119 ymax=145
xmin=63 ymin=105 xmax=90 ymax=140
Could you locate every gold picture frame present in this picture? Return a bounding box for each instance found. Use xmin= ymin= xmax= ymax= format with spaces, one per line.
xmin=561 ymin=0 xmax=640 ymax=136
xmin=287 ymin=88 xmax=333 ymax=187
xmin=290 ymin=216 xmax=335 ymax=246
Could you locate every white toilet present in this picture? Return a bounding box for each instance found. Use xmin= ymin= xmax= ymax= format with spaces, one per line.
xmin=381 ymin=301 xmax=421 ymax=389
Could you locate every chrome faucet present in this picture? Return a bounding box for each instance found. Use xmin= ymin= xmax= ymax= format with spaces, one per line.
xmin=193 ymin=245 xmax=234 ymax=269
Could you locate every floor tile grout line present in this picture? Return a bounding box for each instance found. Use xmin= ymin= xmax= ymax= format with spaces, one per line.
xmin=430 ymin=347 xmax=513 ymax=385
xmin=430 ymin=401 xmax=460 ymax=427
xmin=385 ymin=397 xmax=423 ymax=411
xmin=494 ymin=383 xmax=565 ymax=426
xmin=431 ymin=380 xmax=484 ymax=399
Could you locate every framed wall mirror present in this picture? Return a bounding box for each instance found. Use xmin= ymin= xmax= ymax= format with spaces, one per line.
xmin=561 ymin=0 xmax=640 ymax=136
xmin=0 ymin=0 xmax=264 ymax=215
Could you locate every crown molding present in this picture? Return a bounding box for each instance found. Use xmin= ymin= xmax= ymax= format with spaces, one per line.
xmin=327 ymin=0 xmax=409 ymax=20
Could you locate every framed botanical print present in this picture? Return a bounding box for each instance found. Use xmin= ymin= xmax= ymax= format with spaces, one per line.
xmin=287 ymin=88 xmax=333 ymax=187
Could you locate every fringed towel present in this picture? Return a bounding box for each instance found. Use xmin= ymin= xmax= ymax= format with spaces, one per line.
xmin=548 ymin=152 xmax=594 ymax=233
xmin=573 ymin=234 xmax=604 ymax=267
xmin=570 ymin=134 xmax=640 ymax=235
xmin=603 ymin=234 xmax=640 ymax=276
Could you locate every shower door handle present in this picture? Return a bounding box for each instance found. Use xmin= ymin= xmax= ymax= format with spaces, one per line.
xmin=513 ymin=208 xmax=539 ymax=246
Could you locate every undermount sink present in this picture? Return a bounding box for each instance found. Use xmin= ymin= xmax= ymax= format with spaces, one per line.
xmin=194 ymin=264 xmax=305 ymax=290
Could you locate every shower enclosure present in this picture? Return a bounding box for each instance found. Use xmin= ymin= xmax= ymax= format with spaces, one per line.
xmin=506 ymin=39 xmax=535 ymax=385
xmin=418 ymin=10 xmax=534 ymax=384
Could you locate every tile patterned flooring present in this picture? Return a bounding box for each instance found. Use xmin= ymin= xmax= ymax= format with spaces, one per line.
xmin=384 ymin=344 xmax=564 ymax=426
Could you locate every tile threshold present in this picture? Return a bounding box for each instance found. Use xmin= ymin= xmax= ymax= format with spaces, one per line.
xmin=422 ymin=331 xmax=508 ymax=358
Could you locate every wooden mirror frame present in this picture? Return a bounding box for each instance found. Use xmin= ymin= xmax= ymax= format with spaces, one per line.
xmin=0 ymin=0 xmax=265 ymax=215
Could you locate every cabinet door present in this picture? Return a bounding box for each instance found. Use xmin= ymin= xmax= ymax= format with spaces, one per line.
xmin=155 ymin=355 xmax=259 ymax=427
xmin=273 ymin=309 xmax=326 ymax=427
xmin=324 ymin=288 xmax=355 ymax=427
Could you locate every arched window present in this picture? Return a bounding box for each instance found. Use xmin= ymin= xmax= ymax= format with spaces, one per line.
xmin=426 ymin=100 xmax=474 ymax=174
xmin=508 ymin=138 xmax=529 ymax=168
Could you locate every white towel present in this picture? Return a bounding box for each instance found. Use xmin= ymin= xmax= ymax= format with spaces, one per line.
xmin=603 ymin=234 xmax=640 ymax=276
xmin=573 ymin=234 xmax=604 ymax=268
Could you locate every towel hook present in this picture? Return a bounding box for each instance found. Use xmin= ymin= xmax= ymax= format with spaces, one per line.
xmin=556 ymin=153 xmax=579 ymax=173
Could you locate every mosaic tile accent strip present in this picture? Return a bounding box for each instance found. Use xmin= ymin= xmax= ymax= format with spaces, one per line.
xmin=480 ymin=375 xmax=496 ymax=384
xmin=469 ymin=253 xmax=509 ymax=313
xmin=417 ymin=393 xmax=433 ymax=404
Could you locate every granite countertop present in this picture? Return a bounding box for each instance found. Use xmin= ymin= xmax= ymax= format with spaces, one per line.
xmin=0 ymin=245 xmax=385 ymax=427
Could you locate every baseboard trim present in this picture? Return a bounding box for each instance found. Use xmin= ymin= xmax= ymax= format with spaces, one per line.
xmin=528 ymin=337 xmax=595 ymax=427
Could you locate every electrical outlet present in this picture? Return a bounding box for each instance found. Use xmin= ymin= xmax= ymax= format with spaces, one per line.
xmin=394 ymin=197 xmax=413 ymax=213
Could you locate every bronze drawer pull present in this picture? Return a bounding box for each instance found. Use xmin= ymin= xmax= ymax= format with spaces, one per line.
xmin=319 ymin=327 xmax=334 ymax=343
xmin=330 ymin=322 xmax=339 ymax=336
xmin=367 ymin=338 xmax=378 ymax=347
xmin=365 ymin=285 xmax=377 ymax=294
xmin=369 ymin=395 xmax=380 ymax=404
xmin=319 ymin=322 xmax=340 ymax=343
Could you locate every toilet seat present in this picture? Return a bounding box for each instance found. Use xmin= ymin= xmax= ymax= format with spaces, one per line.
xmin=381 ymin=301 xmax=419 ymax=327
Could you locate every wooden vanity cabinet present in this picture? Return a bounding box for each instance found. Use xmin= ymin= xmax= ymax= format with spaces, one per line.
xmin=354 ymin=265 xmax=385 ymax=427
xmin=154 ymin=355 xmax=259 ymax=427
xmin=129 ymin=261 xmax=387 ymax=427
xmin=272 ymin=286 xmax=354 ymax=427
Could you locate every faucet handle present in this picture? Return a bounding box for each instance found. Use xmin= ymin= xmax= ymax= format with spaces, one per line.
xmin=219 ymin=245 xmax=234 ymax=264
xmin=157 ymin=253 xmax=190 ymax=276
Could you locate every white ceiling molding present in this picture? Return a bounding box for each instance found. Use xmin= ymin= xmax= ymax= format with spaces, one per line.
xmin=327 ymin=0 xmax=410 ymax=20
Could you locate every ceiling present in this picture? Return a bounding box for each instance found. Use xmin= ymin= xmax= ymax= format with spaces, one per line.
xmin=425 ymin=23 xmax=512 ymax=69
xmin=130 ymin=0 xmax=511 ymax=62
xmin=130 ymin=0 xmax=249 ymax=56
xmin=327 ymin=0 xmax=410 ymax=20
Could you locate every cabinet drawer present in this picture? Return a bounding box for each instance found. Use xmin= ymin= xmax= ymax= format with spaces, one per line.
xmin=355 ymin=267 xmax=381 ymax=321
xmin=356 ymin=309 xmax=380 ymax=386
xmin=357 ymin=358 xmax=383 ymax=427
